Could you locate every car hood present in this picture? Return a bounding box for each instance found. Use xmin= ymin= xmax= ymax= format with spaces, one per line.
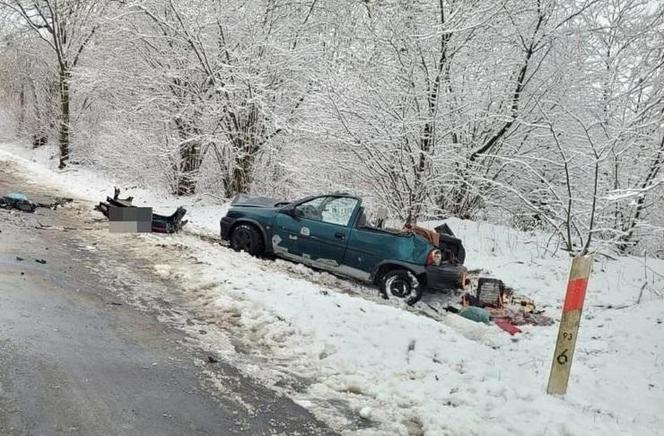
xmin=231 ymin=194 xmax=290 ymax=208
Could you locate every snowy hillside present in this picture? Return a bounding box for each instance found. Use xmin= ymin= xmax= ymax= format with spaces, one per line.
xmin=1 ymin=141 xmax=662 ymax=435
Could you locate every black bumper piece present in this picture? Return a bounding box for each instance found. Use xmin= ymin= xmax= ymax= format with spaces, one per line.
xmin=426 ymin=264 xmax=468 ymax=292
xmin=220 ymin=216 xmax=236 ymax=240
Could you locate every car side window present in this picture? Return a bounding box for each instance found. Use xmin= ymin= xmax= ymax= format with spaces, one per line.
xmin=294 ymin=197 xmax=326 ymax=221
xmin=295 ymin=196 xmax=358 ymax=226
xmin=321 ymin=197 xmax=358 ymax=226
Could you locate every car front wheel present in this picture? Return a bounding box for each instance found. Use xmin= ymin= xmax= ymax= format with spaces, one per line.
xmin=230 ymin=224 xmax=265 ymax=256
xmin=380 ymin=269 xmax=423 ymax=305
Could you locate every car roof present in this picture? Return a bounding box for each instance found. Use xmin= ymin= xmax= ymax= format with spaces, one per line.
xmin=291 ymin=193 xmax=362 ymax=206
xmin=313 ymin=192 xmax=361 ymax=201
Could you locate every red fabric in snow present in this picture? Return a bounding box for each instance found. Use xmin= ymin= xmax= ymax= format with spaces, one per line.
xmin=495 ymin=318 xmax=522 ymax=335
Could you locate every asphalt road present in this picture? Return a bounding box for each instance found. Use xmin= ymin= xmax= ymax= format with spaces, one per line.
xmin=0 ymin=161 xmax=334 ymax=436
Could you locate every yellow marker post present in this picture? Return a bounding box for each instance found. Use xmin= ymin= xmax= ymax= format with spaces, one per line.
xmin=547 ymin=254 xmax=593 ymax=395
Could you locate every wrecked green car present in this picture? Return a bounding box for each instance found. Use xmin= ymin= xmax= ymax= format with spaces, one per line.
xmin=220 ymin=193 xmax=467 ymax=304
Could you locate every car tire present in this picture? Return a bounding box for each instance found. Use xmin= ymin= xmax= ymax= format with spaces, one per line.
xmin=379 ymin=269 xmax=423 ymax=305
xmin=230 ymin=224 xmax=265 ymax=256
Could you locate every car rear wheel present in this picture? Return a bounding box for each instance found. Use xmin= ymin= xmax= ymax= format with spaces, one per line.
xmin=230 ymin=224 xmax=265 ymax=256
xmin=379 ymin=269 xmax=423 ymax=305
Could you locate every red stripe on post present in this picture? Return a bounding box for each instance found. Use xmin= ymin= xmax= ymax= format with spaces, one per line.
xmin=563 ymin=278 xmax=588 ymax=312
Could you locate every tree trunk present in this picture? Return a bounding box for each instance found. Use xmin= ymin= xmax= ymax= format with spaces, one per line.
xmin=18 ymin=83 xmax=25 ymax=134
xmin=617 ymin=135 xmax=664 ymax=253
xmin=229 ymin=148 xmax=255 ymax=195
xmin=173 ymin=116 xmax=203 ymax=195
xmin=58 ymin=68 xmax=71 ymax=169
xmin=176 ymin=142 xmax=201 ymax=195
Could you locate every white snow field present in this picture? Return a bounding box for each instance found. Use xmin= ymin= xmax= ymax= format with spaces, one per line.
xmin=1 ymin=141 xmax=663 ymax=436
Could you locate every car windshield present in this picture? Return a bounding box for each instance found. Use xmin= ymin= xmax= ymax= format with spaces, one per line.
xmin=295 ymin=196 xmax=358 ymax=226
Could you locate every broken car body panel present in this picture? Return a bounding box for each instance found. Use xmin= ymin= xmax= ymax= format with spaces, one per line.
xmin=220 ymin=193 xmax=467 ymax=292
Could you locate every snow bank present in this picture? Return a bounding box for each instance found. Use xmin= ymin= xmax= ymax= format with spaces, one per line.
xmin=1 ymin=140 xmax=663 ymax=435
xmin=179 ymin=229 xmax=664 ymax=435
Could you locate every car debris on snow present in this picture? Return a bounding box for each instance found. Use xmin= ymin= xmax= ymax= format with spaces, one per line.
xmin=0 ymin=192 xmax=73 ymax=213
xmin=95 ymin=187 xmax=188 ymax=233
xmin=446 ymin=277 xmax=553 ymax=333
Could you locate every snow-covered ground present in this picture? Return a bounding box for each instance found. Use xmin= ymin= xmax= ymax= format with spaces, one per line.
xmin=1 ymin=140 xmax=663 ymax=436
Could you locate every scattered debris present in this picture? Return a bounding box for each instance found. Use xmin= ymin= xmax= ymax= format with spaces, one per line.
xmin=494 ymin=318 xmax=522 ymax=335
xmin=95 ymin=188 xmax=188 ymax=233
xmin=475 ymin=278 xmax=505 ymax=307
xmin=451 ymin=278 xmax=553 ymax=333
xmin=1 ymin=192 xmax=38 ymax=212
xmin=489 ymin=307 xmax=554 ymax=327
xmin=39 ymin=197 xmax=73 ymax=210
xmin=0 ymin=192 xmax=72 ymax=213
xmin=457 ymin=306 xmax=491 ymax=324
xmin=35 ymin=222 xmax=94 ymax=231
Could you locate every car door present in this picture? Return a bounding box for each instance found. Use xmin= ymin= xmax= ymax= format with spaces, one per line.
xmin=272 ymin=208 xmax=308 ymax=258
xmin=292 ymin=196 xmax=359 ymax=267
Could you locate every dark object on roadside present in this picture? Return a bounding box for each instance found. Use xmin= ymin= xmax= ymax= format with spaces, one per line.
xmin=220 ymin=193 xmax=468 ymax=305
xmin=38 ymin=197 xmax=73 ymax=210
xmin=152 ymin=207 xmax=188 ymax=234
xmin=0 ymin=192 xmax=73 ymax=213
xmin=16 ymin=256 xmax=24 ymax=261
xmin=95 ymin=188 xmax=188 ymax=233
xmin=0 ymin=192 xmax=38 ymax=212
xmin=35 ymin=258 xmax=47 ymax=264
xmin=444 ymin=304 xmax=462 ymax=314
xmin=476 ymin=278 xmax=506 ymax=308
xmin=109 ymin=206 xmax=152 ymax=233
xmin=426 ymin=264 xmax=469 ymax=292
xmin=461 ymin=292 xmax=480 ymax=307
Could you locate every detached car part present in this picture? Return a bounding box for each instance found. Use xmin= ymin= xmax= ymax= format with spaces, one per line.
xmin=95 ymin=188 xmax=188 ymax=234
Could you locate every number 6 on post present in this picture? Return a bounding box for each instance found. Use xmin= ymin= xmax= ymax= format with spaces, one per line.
xmin=547 ymin=255 xmax=593 ymax=395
